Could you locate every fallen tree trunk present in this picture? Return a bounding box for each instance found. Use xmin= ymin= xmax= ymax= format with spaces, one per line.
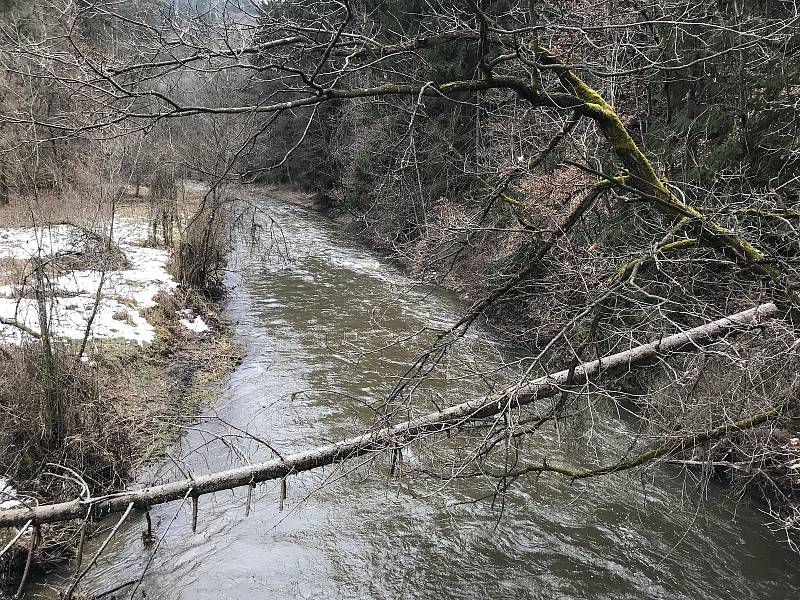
xmin=0 ymin=302 xmax=781 ymax=527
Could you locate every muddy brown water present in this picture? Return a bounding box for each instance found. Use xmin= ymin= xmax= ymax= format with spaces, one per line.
xmin=33 ymin=194 xmax=800 ymax=599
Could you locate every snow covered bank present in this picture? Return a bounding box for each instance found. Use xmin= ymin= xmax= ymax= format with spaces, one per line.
xmin=0 ymin=219 xmax=208 ymax=345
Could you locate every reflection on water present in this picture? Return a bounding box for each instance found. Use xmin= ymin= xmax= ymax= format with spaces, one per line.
xmin=36 ymin=194 xmax=799 ymax=599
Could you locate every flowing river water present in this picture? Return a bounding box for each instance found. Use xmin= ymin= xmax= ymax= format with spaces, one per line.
xmin=35 ymin=192 xmax=800 ymax=599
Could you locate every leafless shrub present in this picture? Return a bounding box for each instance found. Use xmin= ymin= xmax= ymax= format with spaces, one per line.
xmin=169 ymin=199 xmax=230 ymax=297
xmin=0 ymin=343 xmax=132 ymax=488
xmin=0 ymin=342 xmax=133 ymax=589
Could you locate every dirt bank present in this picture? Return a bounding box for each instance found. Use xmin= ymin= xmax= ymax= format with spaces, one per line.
xmin=0 ymin=189 xmax=241 ymax=594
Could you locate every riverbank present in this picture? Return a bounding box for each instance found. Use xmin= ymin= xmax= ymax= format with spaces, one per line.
xmin=0 ymin=187 xmax=241 ymax=593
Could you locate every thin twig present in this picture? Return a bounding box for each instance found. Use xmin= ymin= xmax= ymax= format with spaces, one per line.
xmin=65 ymin=502 xmax=135 ymax=600
xmin=128 ymin=488 xmax=193 ymax=600
xmin=14 ymin=525 xmax=37 ymax=599
xmin=0 ymin=519 xmax=32 ymax=559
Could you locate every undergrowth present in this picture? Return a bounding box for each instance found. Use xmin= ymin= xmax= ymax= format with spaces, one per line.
xmin=0 ymin=289 xmax=240 ymax=592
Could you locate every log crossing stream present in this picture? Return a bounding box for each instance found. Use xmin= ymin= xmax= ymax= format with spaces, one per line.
xmin=36 ymin=192 xmax=800 ymax=599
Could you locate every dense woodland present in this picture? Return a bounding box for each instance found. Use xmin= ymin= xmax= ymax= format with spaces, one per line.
xmin=1 ymin=0 xmax=800 ymax=593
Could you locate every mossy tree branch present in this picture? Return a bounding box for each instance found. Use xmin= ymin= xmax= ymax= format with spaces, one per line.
xmin=534 ymin=47 xmax=786 ymax=285
xmin=500 ymin=402 xmax=787 ymax=481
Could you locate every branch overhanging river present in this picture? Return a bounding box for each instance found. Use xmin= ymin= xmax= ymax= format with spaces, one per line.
xmin=0 ymin=302 xmax=781 ymax=528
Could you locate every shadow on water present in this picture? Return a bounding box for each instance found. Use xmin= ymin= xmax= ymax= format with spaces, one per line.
xmin=34 ymin=194 xmax=800 ymax=599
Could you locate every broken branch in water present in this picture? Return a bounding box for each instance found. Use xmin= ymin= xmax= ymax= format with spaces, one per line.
xmin=0 ymin=302 xmax=782 ymax=528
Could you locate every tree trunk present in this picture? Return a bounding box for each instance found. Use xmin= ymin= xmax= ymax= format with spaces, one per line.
xmin=0 ymin=302 xmax=780 ymax=527
xmin=34 ymin=256 xmax=63 ymax=443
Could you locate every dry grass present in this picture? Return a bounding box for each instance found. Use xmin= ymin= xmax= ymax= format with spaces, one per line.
xmin=0 ymin=181 xmax=241 ymax=592
xmin=0 ymin=292 xmax=240 ymax=591
xmin=0 ymin=182 xmax=206 ymax=237
xmin=0 ymin=258 xmax=26 ymax=289
xmin=0 ymin=190 xmax=112 ymax=230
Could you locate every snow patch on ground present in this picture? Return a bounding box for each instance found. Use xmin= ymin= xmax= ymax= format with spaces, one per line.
xmin=0 ymin=218 xmax=186 ymax=346
xmin=179 ymin=310 xmax=210 ymax=334
xmin=0 ymin=478 xmax=20 ymax=510
xmin=0 ymin=225 xmax=81 ymax=260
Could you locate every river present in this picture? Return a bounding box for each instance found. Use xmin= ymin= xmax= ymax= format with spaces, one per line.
xmin=35 ymin=191 xmax=800 ymax=599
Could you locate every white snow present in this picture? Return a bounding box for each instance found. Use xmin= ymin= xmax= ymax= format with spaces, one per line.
xmin=0 ymin=218 xmax=194 ymax=346
xmin=0 ymin=225 xmax=80 ymax=260
xmin=179 ymin=314 xmax=210 ymax=333
xmin=0 ymin=478 xmax=20 ymax=510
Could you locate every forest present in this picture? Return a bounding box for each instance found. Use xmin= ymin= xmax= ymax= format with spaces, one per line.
xmin=0 ymin=0 xmax=799 ymax=598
